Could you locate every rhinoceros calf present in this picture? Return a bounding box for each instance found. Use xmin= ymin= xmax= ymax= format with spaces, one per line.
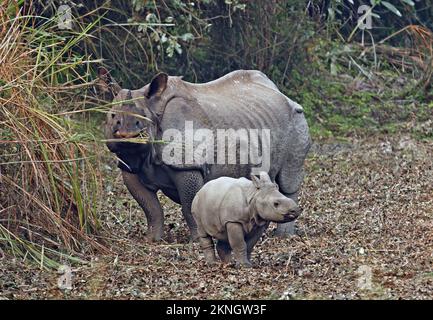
xmin=192 ymin=172 xmax=300 ymax=267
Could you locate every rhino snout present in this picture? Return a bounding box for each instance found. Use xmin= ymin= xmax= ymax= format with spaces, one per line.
xmin=112 ymin=119 xmax=145 ymax=139
xmin=278 ymin=198 xmax=301 ymax=221
xmin=285 ymin=206 xmax=301 ymax=220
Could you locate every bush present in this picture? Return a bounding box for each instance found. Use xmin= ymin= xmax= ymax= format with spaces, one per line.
xmin=0 ymin=1 xmax=107 ymax=269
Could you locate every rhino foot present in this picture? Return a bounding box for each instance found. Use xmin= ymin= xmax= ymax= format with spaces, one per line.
xmin=190 ymin=230 xmax=199 ymax=243
xmin=146 ymin=233 xmax=162 ymax=243
xmin=204 ymin=253 xmax=218 ymax=265
xmin=274 ymin=221 xmax=296 ymax=237
xmin=145 ymin=225 xmax=164 ymax=242
xmin=234 ymin=260 xmax=253 ymax=269
xmin=216 ymin=241 xmax=232 ymax=264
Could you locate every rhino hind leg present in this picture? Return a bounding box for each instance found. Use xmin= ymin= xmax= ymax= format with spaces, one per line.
xmin=275 ymin=164 xmax=304 ymax=237
xmin=172 ymin=170 xmax=204 ymax=241
xmin=199 ymin=234 xmax=218 ymax=264
xmin=216 ymin=240 xmax=232 ymax=263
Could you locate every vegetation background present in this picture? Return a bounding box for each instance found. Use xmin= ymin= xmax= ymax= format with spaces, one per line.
xmin=0 ymin=0 xmax=432 ymax=299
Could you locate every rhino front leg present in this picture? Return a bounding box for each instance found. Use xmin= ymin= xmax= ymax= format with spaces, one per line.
xmin=246 ymin=224 xmax=268 ymax=261
xmin=226 ymin=222 xmax=252 ymax=268
xmin=122 ymin=171 xmax=164 ymax=241
xmin=172 ymin=170 xmax=203 ymax=241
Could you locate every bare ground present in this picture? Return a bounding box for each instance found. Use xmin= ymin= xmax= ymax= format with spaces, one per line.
xmin=1 ymin=133 xmax=432 ymax=299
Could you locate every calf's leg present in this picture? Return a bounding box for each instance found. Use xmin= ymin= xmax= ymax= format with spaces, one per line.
xmin=226 ymin=222 xmax=251 ymax=267
xmin=199 ymin=234 xmax=217 ymax=264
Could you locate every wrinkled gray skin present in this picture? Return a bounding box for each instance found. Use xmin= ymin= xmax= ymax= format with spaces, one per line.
xmin=192 ymin=172 xmax=301 ymax=267
xmin=99 ymin=68 xmax=311 ymax=242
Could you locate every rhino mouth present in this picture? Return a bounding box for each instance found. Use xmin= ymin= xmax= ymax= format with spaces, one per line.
xmin=113 ymin=130 xmax=142 ymax=139
xmin=282 ymin=208 xmax=301 ymax=222
xmin=283 ymin=215 xmax=298 ymax=222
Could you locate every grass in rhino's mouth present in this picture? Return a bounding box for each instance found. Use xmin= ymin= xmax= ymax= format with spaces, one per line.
xmin=103 ymin=131 xmax=149 ymax=144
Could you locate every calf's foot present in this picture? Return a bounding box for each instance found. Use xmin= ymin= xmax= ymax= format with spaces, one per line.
xmin=199 ymin=234 xmax=217 ymax=264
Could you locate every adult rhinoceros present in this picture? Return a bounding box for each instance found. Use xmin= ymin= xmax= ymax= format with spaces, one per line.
xmin=98 ymin=68 xmax=311 ymax=242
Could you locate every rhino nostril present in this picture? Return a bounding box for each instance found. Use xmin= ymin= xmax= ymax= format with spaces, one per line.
xmin=116 ymin=120 xmax=121 ymax=125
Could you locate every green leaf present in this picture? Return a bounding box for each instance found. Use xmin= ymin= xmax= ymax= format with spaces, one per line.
xmin=174 ymin=43 xmax=182 ymax=55
xmin=234 ymin=4 xmax=246 ymax=11
xmin=160 ymin=33 xmax=168 ymax=43
xmin=180 ymin=33 xmax=194 ymax=41
xmin=400 ymin=0 xmax=415 ymax=6
xmin=381 ymin=1 xmax=402 ymax=17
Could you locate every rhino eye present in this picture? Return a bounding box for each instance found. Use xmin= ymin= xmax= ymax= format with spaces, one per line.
xmin=136 ymin=121 xmax=140 ymax=126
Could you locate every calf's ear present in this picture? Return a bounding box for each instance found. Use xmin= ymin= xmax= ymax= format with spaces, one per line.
xmin=259 ymin=171 xmax=272 ymax=183
xmin=147 ymin=72 xmax=168 ymax=98
xmin=251 ymin=174 xmax=261 ymax=189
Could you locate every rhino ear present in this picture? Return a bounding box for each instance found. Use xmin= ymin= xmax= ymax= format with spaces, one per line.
xmin=147 ymin=72 xmax=168 ymax=98
xmin=251 ymin=174 xmax=261 ymax=189
xmin=259 ymin=171 xmax=272 ymax=183
xmin=95 ymin=67 xmax=121 ymax=98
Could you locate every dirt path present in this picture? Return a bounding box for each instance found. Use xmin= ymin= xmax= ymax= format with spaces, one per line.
xmin=1 ymin=134 xmax=432 ymax=299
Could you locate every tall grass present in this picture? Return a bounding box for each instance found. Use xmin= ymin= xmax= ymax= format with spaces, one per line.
xmin=0 ymin=1 xmax=108 ymax=269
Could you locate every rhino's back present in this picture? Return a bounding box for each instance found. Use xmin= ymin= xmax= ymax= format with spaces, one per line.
xmin=183 ymin=70 xmax=279 ymax=92
xmin=179 ymin=70 xmax=292 ymax=129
